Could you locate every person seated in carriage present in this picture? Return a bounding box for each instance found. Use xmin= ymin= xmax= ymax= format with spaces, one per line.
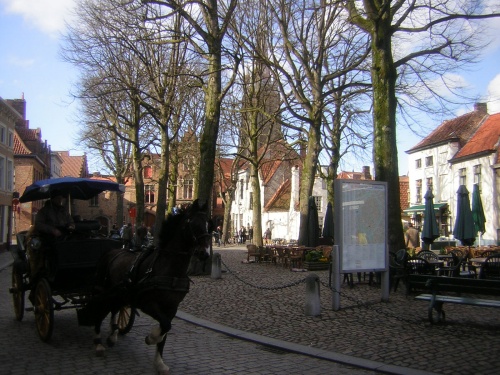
xmin=130 ymin=225 xmax=154 ymax=251
xmin=27 ymin=193 xmax=75 ymax=280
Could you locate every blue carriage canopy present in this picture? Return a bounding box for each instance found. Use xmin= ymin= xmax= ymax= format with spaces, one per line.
xmin=19 ymin=177 xmax=125 ymax=203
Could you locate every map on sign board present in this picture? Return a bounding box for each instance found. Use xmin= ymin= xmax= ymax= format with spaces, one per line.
xmin=334 ymin=180 xmax=387 ymax=272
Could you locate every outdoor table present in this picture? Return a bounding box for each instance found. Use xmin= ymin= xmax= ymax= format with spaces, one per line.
xmin=470 ymin=257 xmax=487 ymax=265
xmin=437 ymin=254 xmax=453 ymax=267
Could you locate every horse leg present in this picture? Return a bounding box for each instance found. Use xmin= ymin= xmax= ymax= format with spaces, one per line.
xmin=106 ymin=310 xmax=119 ymax=347
xmin=93 ymin=308 xmax=111 ymax=357
xmin=94 ymin=320 xmax=106 ymax=357
xmin=145 ymin=321 xmax=171 ymax=375
xmin=154 ymin=334 xmax=169 ymax=375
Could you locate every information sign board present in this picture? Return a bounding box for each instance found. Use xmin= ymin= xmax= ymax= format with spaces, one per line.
xmin=334 ymin=180 xmax=388 ymax=272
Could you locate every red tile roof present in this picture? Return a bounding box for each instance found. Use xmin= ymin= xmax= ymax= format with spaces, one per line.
xmin=56 ymin=151 xmax=89 ymax=178
xmin=264 ymin=179 xmax=291 ymax=211
xmin=15 ymin=127 xmax=41 ymax=142
xmin=13 ymin=132 xmax=31 ymax=155
xmin=406 ymin=106 xmax=488 ymax=153
xmin=451 ymin=113 xmax=500 ymax=162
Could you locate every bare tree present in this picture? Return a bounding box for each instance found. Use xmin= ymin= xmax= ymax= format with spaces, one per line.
xmin=236 ymin=0 xmax=370 ymax=245
xmin=63 ymin=0 xmax=160 ymax=227
xmin=76 ymin=79 xmax=134 ymax=226
xmin=143 ymin=0 xmax=240 ymax=210
xmin=343 ymin=0 xmax=500 ymax=252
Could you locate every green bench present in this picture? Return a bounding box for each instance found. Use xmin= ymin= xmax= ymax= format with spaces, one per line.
xmin=407 ymin=275 xmax=500 ymax=324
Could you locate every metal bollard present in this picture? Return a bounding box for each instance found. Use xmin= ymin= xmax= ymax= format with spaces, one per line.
xmin=211 ymin=253 xmax=222 ymax=279
xmin=304 ymin=273 xmax=321 ymax=316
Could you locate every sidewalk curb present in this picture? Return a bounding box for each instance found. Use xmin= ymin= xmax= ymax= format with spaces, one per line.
xmin=175 ymin=311 xmax=437 ymax=375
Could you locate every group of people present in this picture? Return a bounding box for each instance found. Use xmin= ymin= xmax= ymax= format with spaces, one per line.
xmin=119 ymin=222 xmax=154 ymax=250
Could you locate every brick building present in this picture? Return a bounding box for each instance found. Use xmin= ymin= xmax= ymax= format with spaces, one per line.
xmin=0 ymin=98 xmax=18 ymax=250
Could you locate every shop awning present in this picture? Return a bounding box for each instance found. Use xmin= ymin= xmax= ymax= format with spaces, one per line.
xmin=403 ymin=202 xmax=447 ymax=214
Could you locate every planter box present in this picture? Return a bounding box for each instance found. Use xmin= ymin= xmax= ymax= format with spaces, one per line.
xmin=303 ymin=261 xmax=329 ymax=271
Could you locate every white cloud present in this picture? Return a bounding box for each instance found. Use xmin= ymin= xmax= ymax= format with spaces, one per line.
xmin=1 ymin=0 xmax=75 ymax=36
xmin=7 ymin=54 xmax=35 ymax=68
xmin=487 ymin=74 xmax=500 ymax=114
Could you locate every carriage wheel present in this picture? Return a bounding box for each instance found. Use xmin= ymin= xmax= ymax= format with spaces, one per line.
xmin=117 ymin=306 xmax=135 ymax=335
xmin=11 ymin=265 xmax=25 ymax=321
xmin=34 ymin=278 xmax=54 ymax=342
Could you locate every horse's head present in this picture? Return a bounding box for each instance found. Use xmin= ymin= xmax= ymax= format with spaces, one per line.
xmin=159 ymin=199 xmax=212 ymax=261
xmin=183 ymin=199 xmax=213 ymax=260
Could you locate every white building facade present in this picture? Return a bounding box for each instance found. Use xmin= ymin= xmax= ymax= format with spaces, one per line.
xmin=230 ymin=164 xmax=363 ymax=243
xmin=406 ymin=104 xmax=500 ymax=246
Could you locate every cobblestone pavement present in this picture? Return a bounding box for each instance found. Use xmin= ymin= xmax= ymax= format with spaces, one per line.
xmin=0 ymin=250 xmax=371 ymax=375
xmin=177 ymin=246 xmax=500 ymax=375
xmin=2 ymin=245 xmax=499 ymax=375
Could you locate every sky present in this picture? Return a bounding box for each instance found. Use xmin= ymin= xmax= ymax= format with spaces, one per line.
xmin=1 ymin=0 xmax=500 ymax=176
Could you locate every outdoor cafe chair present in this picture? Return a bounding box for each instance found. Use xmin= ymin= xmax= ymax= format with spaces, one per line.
xmin=246 ymin=244 xmax=261 ymax=263
xmin=416 ymin=250 xmax=439 ymax=261
xmin=479 ymin=254 xmax=500 ymax=280
xmin=262 ymin=246 xmax=277 ymax=265
xmin=275 ymin=247 xmax=289 ymax=268
xmin=407 ymin=256 xmax=435 ymax=275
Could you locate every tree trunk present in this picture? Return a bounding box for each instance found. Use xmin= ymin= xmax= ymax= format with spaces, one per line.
xmin=371 ymin=21 xmax=405 ymax=252
xmin=197 ymin=48 xmax=222 ymax=210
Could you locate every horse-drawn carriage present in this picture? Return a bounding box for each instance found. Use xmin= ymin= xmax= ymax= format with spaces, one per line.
xmin=10 ymin=178 xmax=212 ymax=374
xmin=9 ymin=177 xmax=134 ymax=342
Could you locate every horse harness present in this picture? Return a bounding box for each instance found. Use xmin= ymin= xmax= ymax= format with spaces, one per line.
xmin=126 ymin=247 xmax=192 ymax=295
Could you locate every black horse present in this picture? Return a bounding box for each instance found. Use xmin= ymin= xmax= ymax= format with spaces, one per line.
xmin=85 ymin=199 xmax=212 ymax=374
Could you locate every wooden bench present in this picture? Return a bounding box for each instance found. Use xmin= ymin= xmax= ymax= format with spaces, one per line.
xmin=408 ymin=275 xmax=500 ymax=324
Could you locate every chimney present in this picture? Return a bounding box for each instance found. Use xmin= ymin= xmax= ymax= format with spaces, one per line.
xmin=362 ymin=166 xmax=371 ymax=180
xmin=474 ymin=102 xmax=487 ymax=114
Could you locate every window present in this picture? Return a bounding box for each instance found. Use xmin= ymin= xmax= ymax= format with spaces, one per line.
xmin=416 ymin=179 xmax=422 ymax=204
xmin=143 ymin=166 xmax=153 ymax=179
xmin=425 ymin=156 xmax=433 ymax=167
xmin=0 ymin=126 xmax=5 ymax=144
xmin=473 ymin=165 xmax=481 ymax=190
xmin=313 ymin=196 xmax=322 ymax=212
xmin=415 ymin=159 xmax=422 ymax=169
xmin=426 ymin=177 xmax=433 ymax=190
xmin=249 ymin=192 xmax=253 ymax=209
xmin=90 ymin=195 xmax=99 ymax=207
xmin=145 ymin=185 xmax=155 ymax=203
xmin=6 ymin=159 xmax=13 ymax=191
xmin=459 ymin=168 xmax=466 ymax=186
xmin=0 ymin=156 xmax=5 ymax=190
xmin=8 ymin=131 xmax=13 ymax=148
xmin=240 ymin=179 xmax=244 ymax=199
xmin=184 ymin=179 xmax=193 ymax=199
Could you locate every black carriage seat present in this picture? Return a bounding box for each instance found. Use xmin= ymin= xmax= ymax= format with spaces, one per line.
xmin=73 ymin=220 xmax=101 ymax=238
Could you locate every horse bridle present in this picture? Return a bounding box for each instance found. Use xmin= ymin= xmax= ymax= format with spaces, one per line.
xmin=185 ymin=215 xmax=211 ymax=245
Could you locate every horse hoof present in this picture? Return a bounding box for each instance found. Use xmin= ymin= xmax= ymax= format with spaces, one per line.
xmin=95 ymin=344 xmax=106 ymax=357
xmin=106 ymin=338 xmax=115 ymax=347
xmin=158 ymin=369 xmax=170 ymax=375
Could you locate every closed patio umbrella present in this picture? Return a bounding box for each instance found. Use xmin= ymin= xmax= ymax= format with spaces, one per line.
xmin=471 ymin=184 xmax=486 ymax=245
xmin=453 ymin=185 xmax=476 ymax=246
xmin=422 ymin=189 xmax=440 ymax=249
xmin=300 ymin=196 xmax=319 ymax=247
xmin=322 ymin=202 xmax=334 ymax=243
